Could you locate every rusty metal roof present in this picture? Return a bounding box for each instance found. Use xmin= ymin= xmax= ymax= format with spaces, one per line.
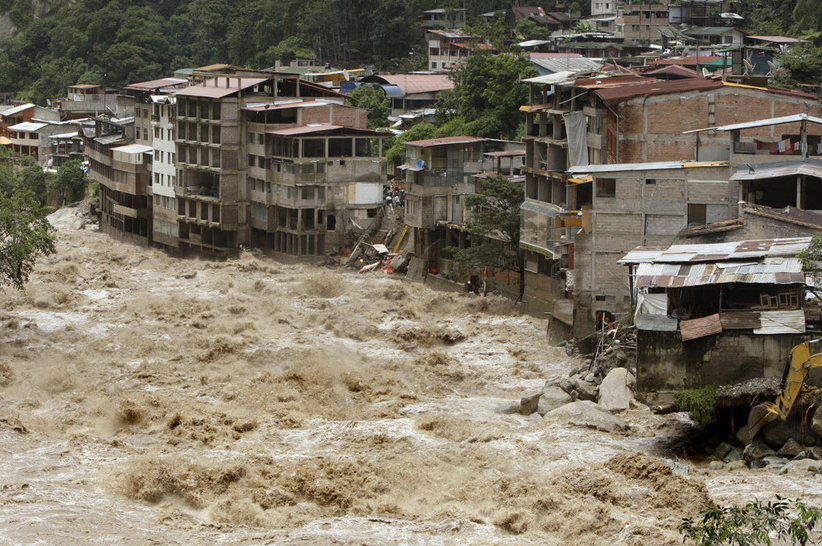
xmin=593 ymin=77 xmax=724 ymax=106
xmin=404 ymin=135 xmax=484 ymax=147
xmin=633 ymin=258 xmax=806 ymax=288
xmin=620 ymin=237 xmax=812 ymax=265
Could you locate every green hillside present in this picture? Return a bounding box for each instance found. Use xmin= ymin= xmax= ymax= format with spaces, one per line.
xmin=0 ymin=0 xmax=818 ymax=104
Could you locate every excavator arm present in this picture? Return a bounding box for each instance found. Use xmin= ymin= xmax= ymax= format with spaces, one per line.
xmin=748 ymin=338 xmax=822 ymax=442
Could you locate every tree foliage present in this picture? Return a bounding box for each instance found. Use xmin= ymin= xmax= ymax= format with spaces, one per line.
xmin=679 ymin=497 xmax=822 ymax=546
xmin=0 ymin=0 xmax=538 ymax=101
xmin=775 ymin=43 xmax=822 ymax=88
xmin=452 ymin=174 xmax=525 ymax=297
xmin=0 ymin=189 xmax=55 ymax=289
xmin=51 ymin=159 xmax=84 ymax=205
xmin=347 ymin=85 xmax=390 ymax=129
xmin=436 ymin=50 xmax=535 ymax=140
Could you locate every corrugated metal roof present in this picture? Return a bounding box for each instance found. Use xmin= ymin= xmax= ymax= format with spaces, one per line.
xmin=9 ymin=121 xmax=47 ymax=132
xmin=684 ymin=113 xmax=822 ymax=134
xmin=633 ymin=258 xmax=805 ymax=288
xmin=48 ymin=131 xmax=80 ymax=139
xmin=404 ymin=135 xmax=483 ymax=147
xmin=730 ymin=158 xmax=822 ymax=181
xmin=593 ymin=78 xmax=724 ymax=106
xmin=523 ymin=69 xmax=593 ymax=85
xmin=531 ymin=57 xmax=602 ymax=74
xmin=754 ymin=310 xmax=806 ymax=334
xmin=94 ymin=134 xmax=127 ymax=146
xmin=644 ymin=65 xmax=700 ymax=78
xmin=266 ymin=124 xmax=384 ymax=137
xmin=242 ymin=100 xmax=331 ymax=112
xmin=364 ymin=74 xmax=454 ymax=96
xmin=124 ymin=78 xmax=188 ymax=91
xmin=111 ymin=144 xmax=153 ymax=154
xmin=620 ymin=237 xmax=812 ymax=265
xmin=567 ymin=160 xmax=727 ymax=174
xmin=174 ymin=77 xmax=269 ymax=98
xmin=749 ymin=35 xmax=808 ymax=44
xmin=1 ymin=103 xmax=34 ymax=116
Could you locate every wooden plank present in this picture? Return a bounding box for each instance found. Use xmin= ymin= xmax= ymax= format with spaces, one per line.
xmin=680 ymin=313 xmax=722 ymax=341
xmin=719 ymin=311 xmax=761 ymax=330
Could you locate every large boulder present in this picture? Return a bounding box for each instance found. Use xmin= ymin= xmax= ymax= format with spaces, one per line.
xmin=519 ymin=393 xmax=541 ymax=415
xmin=571 ymin=375 xmax=598 ymax=402
xmin=537 ymin=386 xmax=572 ymax=416
xmin=598 ymin=367 xmax=633 ymax=413
xmin=812 ymin=406 xmax=822 ymax=437
xmin=778 ymin=438 xmax=804 ymax=458
xmin=762 ymin=419 xmax=805 ymax=449
xmin=542 ymin=400 xmax=628 ymax=434
xmin=781 ymin=459 xmax=822 ymax=476
xmin=743 ymin=441 xmax=777 ymax=463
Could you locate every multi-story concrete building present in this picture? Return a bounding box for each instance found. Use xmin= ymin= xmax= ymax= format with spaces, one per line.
xmin=615 ymin=3 xmax=670 ymax=45
xmin=518 ymin=70 xmax=822 ymax=332
xmin=426 ymin=30 xmax=494 ymax=73
xmin=421 ymin=8 xmax=466 ymax=30
xmin=242 ymin=100 xmax=387 ymax=256
xmin=149 ymin=95 xmax=179 ymax=248
xmin=86 ymin=113 xmax=156 ymax=245
xmin=401 ymin=136 xmax=525 ymax=258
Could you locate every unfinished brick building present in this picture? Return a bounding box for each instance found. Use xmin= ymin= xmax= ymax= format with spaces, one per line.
xmin=519 ymin=70 xmax=822 ymax=334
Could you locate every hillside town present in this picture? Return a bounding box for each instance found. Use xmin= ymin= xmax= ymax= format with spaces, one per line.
xmin=3 ymin=0 xmax=822 ymax=543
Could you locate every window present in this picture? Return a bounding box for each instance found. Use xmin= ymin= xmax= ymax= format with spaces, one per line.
xmin=631 ymin=24 xmax=640 ymax=31
xmin=596 ymin=178 xmax=616 ymax=198
xmin=645 ymin=178 xmax=656 ymax=185
xmin=688 ymin=204 xmax=707 ymax=225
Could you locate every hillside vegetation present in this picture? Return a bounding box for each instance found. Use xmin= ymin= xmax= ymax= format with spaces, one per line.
xmin=0 ymin=0 xmax=818 ymax=105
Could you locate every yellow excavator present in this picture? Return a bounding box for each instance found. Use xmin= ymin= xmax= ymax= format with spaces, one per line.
xmin=748 ymin=338 xmax=822 ymax=442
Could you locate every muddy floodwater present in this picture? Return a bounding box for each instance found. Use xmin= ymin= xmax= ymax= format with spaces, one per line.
xmin=1 ymin=224 xmax=820 ymax=545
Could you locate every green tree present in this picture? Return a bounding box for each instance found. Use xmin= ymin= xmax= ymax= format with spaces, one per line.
xmin=15 ymin=165 xmax=47 ymax=202
xmin=516 ymin=18 xmax=551 ymax=41
xmin=347 ymin=85 xmax=390 ymax=129
xmin=679 ymin=497 xmax=822 ymax=546
xmin=453 ymin=174 xmax=525 ymax=298
xmin=776 ymin=44 xmax=822 ymax=88
xmin=0 ymin=190 xmax=55 ymax=289
xmin=437 ymin=50 xmax=535 ymax=140
xmin=51 ymin=160 xmax=84 ymax=205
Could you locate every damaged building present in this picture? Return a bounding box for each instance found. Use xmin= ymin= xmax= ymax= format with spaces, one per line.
xmin=619 ymin=237 xmax=819 ymax=402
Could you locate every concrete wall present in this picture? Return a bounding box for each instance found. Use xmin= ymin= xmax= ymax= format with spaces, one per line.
xmin=636 ymin=331 xmax=810 ymax=394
